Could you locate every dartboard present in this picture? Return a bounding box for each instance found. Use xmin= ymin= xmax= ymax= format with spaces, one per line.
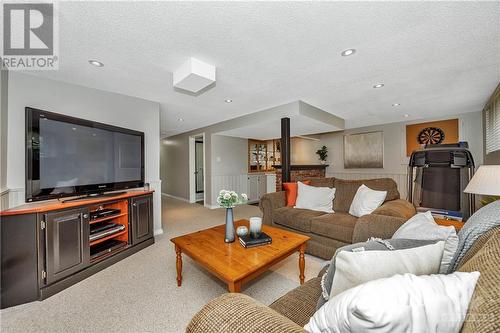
xmin=417 ymin=127 xmax=445 ymax=144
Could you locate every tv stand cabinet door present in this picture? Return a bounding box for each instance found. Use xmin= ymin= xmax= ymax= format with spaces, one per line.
xmin=130 ymin=195 xmax=153 ymax=245
xmin=44 ymin=208 xmax=90 ymax=285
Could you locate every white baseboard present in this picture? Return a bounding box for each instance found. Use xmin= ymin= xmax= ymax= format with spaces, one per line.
xmin=162 ymin=193 xmax=190 ymax=203
xmin=154 ymin=228 xmax=164 ymax=236
xmin=204 ymin=203 xmax=220 ymax=210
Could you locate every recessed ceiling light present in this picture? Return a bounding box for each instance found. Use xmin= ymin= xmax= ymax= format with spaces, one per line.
xmin=177 ymin=118 xmax=184 ymax=122
xmin=341 ymin=49 xmax=356 ymax=57
xmin=225 ymin=99 xmax=233 ymax=103
xmin=404 ymin=114 xmax=409 ymax=118
xmin=392 ymin=103 xmax=400 ymax=107
xmin=373 ymin=83 xmax=384 ymax=88
xmin=88 ymin=60 xmax=104 ymax=67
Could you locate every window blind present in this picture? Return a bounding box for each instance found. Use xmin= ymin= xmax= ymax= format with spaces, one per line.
xmin=485 ymin=88 xmax=500 ymax=154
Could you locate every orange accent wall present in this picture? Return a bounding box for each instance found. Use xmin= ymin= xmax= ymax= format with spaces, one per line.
xmin=406 ymin=119 xmax=459 ymax=156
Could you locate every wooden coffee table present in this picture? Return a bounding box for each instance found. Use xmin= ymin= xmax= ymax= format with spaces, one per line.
xmin=170 ymin=219 xmax=310 ymax=292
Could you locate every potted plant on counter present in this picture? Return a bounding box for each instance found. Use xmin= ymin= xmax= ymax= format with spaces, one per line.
xmin=316 ymin=145 xmax=328 ymax=165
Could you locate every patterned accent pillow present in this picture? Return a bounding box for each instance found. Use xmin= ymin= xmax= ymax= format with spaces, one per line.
xmin=317 ymin=238 xmax=437 ymax=310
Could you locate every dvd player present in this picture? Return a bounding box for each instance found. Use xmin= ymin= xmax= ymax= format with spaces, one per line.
xmin=90 ymin=223 xmax=119 ymax=235
xmin=89 ymin=224 xmax=126 ymax=241
xmin=90 ymin=239 xmax=127 ymax=260
xmin=90 ymin=208 xmax=121 ymax=220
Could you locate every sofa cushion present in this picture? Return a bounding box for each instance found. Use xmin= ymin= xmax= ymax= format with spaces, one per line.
xmin=310 ymin=213 xmax=357 ymax=243
xmin=269 ymin=276 xmax=322 ymax=328
xmin=458 ymin=227 xmax=499 ymax=333
xmin=305 ymin=177 xmax=335 ymax=188
xmin=333 ymin=178 xmax=400 ymax=212
xmin=372 ymin=199 xmax=416 ymax=219
xmin=274 ymin=207 xmax=326 ymax=233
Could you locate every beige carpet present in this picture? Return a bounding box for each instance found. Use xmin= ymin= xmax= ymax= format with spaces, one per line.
xmin=0 ymin=196 xmax=325 ymax=333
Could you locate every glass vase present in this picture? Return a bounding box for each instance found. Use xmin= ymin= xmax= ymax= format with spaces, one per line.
xmin=225 ymin=207 xmax=235 ymax=243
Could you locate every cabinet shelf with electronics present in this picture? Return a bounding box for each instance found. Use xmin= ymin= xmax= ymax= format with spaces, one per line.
xmin=0 ymin=191 xmax=154 ymax=309
xmin=88 ymin=200 xmax=130 ymax=261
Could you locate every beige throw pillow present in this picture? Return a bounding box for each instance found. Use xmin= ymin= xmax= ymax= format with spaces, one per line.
xmin=330 ymin=241 xmax=445 ymax=297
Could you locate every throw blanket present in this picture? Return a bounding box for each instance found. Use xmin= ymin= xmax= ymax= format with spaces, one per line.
xmin=448 ymin=200 xmax=500 ymax=273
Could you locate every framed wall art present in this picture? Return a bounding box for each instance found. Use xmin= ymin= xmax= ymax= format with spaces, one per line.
xmin=344 ymin=131 xmax=384 ymax=168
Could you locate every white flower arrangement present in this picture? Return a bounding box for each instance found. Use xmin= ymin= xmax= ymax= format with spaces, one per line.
xmin=217 ymin=190 xmax=248 ymax=208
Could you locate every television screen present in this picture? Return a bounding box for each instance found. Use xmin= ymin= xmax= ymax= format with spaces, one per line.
xmin=26 ymin=107 xmax=144 ymax=202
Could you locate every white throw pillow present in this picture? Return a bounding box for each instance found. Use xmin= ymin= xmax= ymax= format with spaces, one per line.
xmin=305 ymin=271 xmax=480 ymax=333
xmin=330 ymin=241 xmax=444 ymax=297
xmin=392 ymin=211 xmax=459 ymax=273
xmin=348 ymin=184 xmax=387 ymax=217
xmin=295 ymin=181 xmax=335 ymax=213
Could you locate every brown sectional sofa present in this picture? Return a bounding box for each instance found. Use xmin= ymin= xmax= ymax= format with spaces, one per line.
xmin=259 ymin=177 xmax=416 ymax=259
xmin=187 ymin=227 xmax=500 ymax=333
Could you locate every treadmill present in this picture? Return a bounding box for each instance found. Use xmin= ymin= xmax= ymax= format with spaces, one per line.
xmin=408 ymin=143 xmax=475 ymax=221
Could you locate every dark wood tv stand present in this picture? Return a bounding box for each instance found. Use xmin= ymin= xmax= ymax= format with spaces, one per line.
xmin=0 ymin=190 xmax=155 ymax=309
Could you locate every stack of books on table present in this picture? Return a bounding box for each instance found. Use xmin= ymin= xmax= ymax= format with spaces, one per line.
xmin=416 ymin=207 xmax=463 ymax=222
xmin=239 ymin=232 xmax=272 ymax=248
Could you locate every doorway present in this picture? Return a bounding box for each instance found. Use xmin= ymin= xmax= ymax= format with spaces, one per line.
xmin=189 ymin=134 xmax=205 ymax=204
xmin=195 ymin=139 xmax=204 ymax=203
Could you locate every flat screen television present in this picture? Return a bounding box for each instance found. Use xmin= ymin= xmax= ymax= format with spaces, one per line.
xmin=25 ymin=107 xmax=145 ymax=202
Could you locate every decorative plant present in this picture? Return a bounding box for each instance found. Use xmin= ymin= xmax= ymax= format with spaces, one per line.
xmin=316 ymin=145 xmax=328 ymax=162
xmin=217 ymin=190 xmax=248 ymax=208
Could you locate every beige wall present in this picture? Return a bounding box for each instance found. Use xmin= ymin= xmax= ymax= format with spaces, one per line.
xmin=320 ymin=111 xmax=483 ymax=173
xmin=290 ymin=136 xmax=323 ymax=165
xmin=320 ymin=122 xmax=407 ymax=175
xmin=211 ymin=135 xmax=248 ymax=176
xmin=161 ymin=137 xmax=190 ymax=198
xmin=318 ymin=112 xmax=483 ymax=198
xmin=5 ymin=73 xmax=163 ymax=233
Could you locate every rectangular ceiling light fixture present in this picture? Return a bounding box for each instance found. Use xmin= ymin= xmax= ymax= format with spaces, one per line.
xmin=173 ymin=57 xmax=216 ymax=93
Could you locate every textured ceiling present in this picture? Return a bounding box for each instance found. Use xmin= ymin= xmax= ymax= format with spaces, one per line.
xmin=27 ymin=1 xmax=500 ymax=137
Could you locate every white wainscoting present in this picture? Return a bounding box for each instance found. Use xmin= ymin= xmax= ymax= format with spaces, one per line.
xmin=0 ymin=189 xmax=9 ymax=211
xmin=210 ymin=174 xmax=249 ymax=207
xmin=0 ymin=188 xmax=25 ymax=210
xmin=327 ymin=172 xmax=409 ymax=200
